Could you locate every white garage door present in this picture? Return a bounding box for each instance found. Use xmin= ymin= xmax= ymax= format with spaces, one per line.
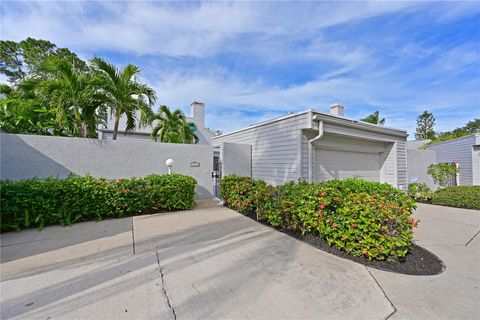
xmin=315 ymin=148 xmax=381 ymax=182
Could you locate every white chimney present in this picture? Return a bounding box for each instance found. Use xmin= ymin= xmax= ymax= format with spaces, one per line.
xmin=190 ymin=101 xmax=205 ymax=127
xmin=329 ymin=103 xmax=344 ymax=117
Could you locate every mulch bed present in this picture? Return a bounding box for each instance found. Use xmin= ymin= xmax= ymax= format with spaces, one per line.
xmin=241 ymin=211 xmax=445 ymax=276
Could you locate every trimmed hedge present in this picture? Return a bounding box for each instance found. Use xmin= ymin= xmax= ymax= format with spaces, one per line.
xmin=432 ymin=186 xmax=480 ymax=209
xmin=221 ymin=175 xmax=417 ymax=261
xmin=0 ymin=173 xmax=196 ymax=232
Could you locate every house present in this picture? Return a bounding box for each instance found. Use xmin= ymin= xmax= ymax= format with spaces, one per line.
xmin=425 ymin=133 xmax=480 ymax=186
xmin=212 ymin=104 xmax=408 ymax=190
xmin=98 ymin=101 xmax=220 ymax=145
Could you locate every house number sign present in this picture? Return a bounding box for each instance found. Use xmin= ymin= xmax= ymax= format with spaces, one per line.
xmin=190 ymin=161 xmax=200 ymax=167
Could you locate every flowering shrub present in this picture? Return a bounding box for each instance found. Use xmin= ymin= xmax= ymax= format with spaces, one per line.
xmin=0 ymin=173 xmax=196 ymax=232
xmin=220 ymin=175 xmax=267 ymax=213
xmin=408 ymin=183 xmax=434 ymax=202
xmin=432 ymin=186 xmax=480 ymax=209
xmin=427 ymin=162 xmax=459 ymax=187
xmin=222 ymin=176 xmax=418 ymax=261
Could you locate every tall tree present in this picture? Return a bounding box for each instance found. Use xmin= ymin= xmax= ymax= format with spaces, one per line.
xmin=463 ymin=119 xmax=480 ymax=134
xmin=0 ymin=41 xmax=26 ymax=83
xmin=91 ymin=57 xmax=156 ymax=140
xmin=0 ymin=38 xmax=86 ymax=84
xmin=431 ymin=118 xmax=479 ymax=144
xmin=39 ymin=60 xmax=100 ymax=137
xmin=415 ymin=111 xmax=436 ymax=140
xmin=361 ymin=111 xmax=385 ymax=126
xmin=151 ymin=105 xmax=197 ymax=144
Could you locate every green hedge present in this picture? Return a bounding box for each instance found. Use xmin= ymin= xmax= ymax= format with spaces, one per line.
xmin=221 ymin=175 xmax=417 ymax=261
xmin=0 ymin=173 xmax=196 ymax=232
xmin=220 ymin=175 xmax=267 ymax=213
xmin=432 ymin=186 xmax=480 ymax=209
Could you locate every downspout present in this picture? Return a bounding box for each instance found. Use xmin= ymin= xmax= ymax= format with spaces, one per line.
xmin=308 ymin=117 xmax=324 ymax=183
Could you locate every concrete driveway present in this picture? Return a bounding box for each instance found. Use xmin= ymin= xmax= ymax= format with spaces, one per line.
xmin=1 ymin=200 xmax=479 ymax=319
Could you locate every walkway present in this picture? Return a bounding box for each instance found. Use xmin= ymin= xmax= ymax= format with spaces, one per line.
xmin=1 ymin=201 xmax=479 ymax=319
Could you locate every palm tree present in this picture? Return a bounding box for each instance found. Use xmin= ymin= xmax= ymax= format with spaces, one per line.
xmin=361 ymin=111 xmax=385 ymax=126
xmin=39 ymin=60 xmax=98 ymax=137
xmin=151 ymin=105 xmax=197 ymax=144
xmin=91 ymin=57 xmax=156 ymax=140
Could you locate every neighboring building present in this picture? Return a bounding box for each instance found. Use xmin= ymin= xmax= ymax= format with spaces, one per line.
xmin=212 ymin=104 xmax=409 ymax=190
xmin=425 ymin=133 xmax=480 ymax=186
xmin=98 ymin=101 xmax=220 ymax=145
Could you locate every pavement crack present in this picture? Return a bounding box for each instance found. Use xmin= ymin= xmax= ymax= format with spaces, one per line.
xmin=131 ymin=218 xmax=136 ymax=255
xmin=192 ymin=283 xmax=200 ymax=294
xmin=465 ymin=229 xmax=480 ymax=247
xmin=365 ymin=266 xmax=397 ymax=320
xmin=155 ymin=248 xmax=177 ymax=320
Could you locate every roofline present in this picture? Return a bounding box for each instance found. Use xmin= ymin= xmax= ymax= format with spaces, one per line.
xmin=426 ymin=133 xmax=479 ymax=147
xmin=310 ymin=109 xmax=408 ymax=137
xmin=213 ymin=109 xmax=408 ymax=140
xmin=212 ymin=110 xmax=310 ymax=140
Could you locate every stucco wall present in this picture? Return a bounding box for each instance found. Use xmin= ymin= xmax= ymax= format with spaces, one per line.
xmin=222 ymin=142 xmax=252 ymax=177
xmin=0 ymin=133 xmax=214 ymax=198
xmin=407 ymin=149 xmax=436 ymax=189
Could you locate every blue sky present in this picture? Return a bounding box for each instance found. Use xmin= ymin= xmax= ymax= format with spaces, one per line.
xmin=1 ymin=1 xmax=479 ymax=138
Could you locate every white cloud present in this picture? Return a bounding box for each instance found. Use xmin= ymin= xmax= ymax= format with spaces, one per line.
xmin=1 ymin=1 xmax=478 ymax=136
xmin=1 ymin=1 xmax=422 ymax=58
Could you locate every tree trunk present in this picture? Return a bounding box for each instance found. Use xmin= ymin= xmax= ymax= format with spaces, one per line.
xmin=113 ymin=116 xmax=120 ymax=140
xmin=76 ymin=119 xmax=85 ymax=138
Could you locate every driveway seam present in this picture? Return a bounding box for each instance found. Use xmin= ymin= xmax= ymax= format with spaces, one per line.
xmin=465 ymin=229 xmax=480 ymax=247
xmin=131 ymin=218 xmax=136 ymax=255
xmin=155 ymin=248 xmax=177 ymax=320
xmin=365 ymin=266 xmax=397 ymax=320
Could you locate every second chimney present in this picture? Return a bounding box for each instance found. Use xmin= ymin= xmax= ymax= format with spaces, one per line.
xmin=191 ymin=101 xmax=205 ymax=127
xmin=329 ymin=103 xmax=344 ymax=117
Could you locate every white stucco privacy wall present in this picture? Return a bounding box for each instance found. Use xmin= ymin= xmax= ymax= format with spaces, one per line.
xmin=407 ymin=149 xmax=436 ymax=189
xmin=221 ymin=142 xmax=252 ymax=177
xmin=0 ymin=133 xmax=214 ymax=198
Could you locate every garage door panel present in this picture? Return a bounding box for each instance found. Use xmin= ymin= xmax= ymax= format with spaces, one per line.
xmin=315 ymin=148 xmax=380 ymax=182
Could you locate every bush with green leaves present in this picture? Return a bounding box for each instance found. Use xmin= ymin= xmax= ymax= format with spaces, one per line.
xmin=408 ymin=183 xmax=434 ymax=202
xmin=222 ymin=176 xmax=418 ymax=261
xmin=427 ymin=162 xmax=459 ymax=187
xmin=0 ymin=173 xmax=196 ymax=232
xmin=220 ymin=175 xmax=267 ymax=213
xmin=432 ymin=186 xmax=480 ymax=209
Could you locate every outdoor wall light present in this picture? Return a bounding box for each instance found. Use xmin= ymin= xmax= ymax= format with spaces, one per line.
xmin=166 ymin=158 xmax=175 ymax=174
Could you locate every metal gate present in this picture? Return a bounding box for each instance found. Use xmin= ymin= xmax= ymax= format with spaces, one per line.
xmin=213 ymin=153 xmax=222 ymax=198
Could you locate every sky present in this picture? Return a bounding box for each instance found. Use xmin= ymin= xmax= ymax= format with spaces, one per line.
xmin=1 ymin=1 xmax=479 ymax=138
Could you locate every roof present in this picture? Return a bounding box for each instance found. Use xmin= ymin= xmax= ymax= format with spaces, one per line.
xmin=212 ymin=109 xmax=408 ymax=140
xmin=426 ymin=133 xmax=479 ymax=148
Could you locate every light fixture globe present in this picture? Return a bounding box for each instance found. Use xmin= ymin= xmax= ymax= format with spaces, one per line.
xmin=165 ymin=158 xmax=175 ymax=174
xmin=165 ymin=159 xmax=175 ymax=167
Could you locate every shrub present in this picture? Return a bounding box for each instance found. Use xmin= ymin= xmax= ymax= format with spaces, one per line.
xmin=220 ymin=175 xmax=267 ymax=213
xmin=408 ymin=183 xmax=434 ymax=202
xmin=222 ymin=176 xmax=418 ymax=261
xmin=0 ymin=173 xmax=196 ymax=232
xmin=432 ymin=186 xmax=480 ymax=209
xmin=427 ymin=162 xmax=459 ymax=187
